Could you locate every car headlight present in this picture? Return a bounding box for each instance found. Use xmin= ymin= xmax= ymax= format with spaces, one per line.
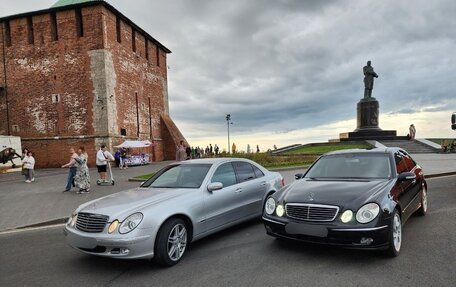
xmin=265 ymin=198 xmax=276 ymax=215
xmin=67 ymin=213 xmax=77 ymax=227
xmin=108 ymin=220 xmax=119 ymax=234
xmin=119 ymin=213 xmax=143 ymax=234
xmin=356 ymin=203 xmax=380 ymax=224
xmin=276 ymin=204 xmax=285 ymax=217
xmin=340 ymin=210 xmax=353 ymax=223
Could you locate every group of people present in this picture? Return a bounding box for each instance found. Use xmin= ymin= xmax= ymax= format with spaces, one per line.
xmin=114 ymin=147 xmax=129 ymax=169
xmin=175 ymin=142 xmax=264 ymax=162
xmin=176 ymin=142 xmax=223 ymax=161
xmin=61 ymin=144 xmax=114 ymax=194
xmin=61 ymin=147 xmax=90 ymax=193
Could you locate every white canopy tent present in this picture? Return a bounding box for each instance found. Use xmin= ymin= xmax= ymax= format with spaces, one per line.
xmin=114 ymin=140 xmax=153 ymax=148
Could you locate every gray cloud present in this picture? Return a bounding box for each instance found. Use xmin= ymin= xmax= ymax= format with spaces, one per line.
xmin=2 ymin=0 xmax=456 ymax=143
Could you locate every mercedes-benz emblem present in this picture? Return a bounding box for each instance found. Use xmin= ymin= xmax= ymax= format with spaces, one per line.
xmin=308 ymin=192 xmax=315 ymax=201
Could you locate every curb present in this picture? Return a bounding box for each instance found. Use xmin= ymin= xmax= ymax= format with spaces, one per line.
xmin=1 ymin=217 xmax=69 ymax=234
xmin=425 ymin=171 xmax=456 ymax=179
xmin=128 ymin=178 xmax=146 ymax=182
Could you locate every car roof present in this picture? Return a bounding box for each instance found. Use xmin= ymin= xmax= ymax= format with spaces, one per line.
xmin=324 ymin=147 xmax=404 ymax=156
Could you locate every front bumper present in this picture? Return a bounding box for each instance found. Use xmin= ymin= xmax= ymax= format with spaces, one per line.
xmin=263 ymin=216 xmax=390 ymax=249
xmin=63 ymin=225 xmax=156 ymax=259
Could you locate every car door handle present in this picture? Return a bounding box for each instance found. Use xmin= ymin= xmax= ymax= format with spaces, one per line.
xmin=260 ymin=181 xmax=267 ymax=186
xmin=235 ymin=188 xmax=243 ymax=193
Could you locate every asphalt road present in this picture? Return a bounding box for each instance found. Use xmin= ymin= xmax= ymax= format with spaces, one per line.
xmin=1 ymin=175 xmax=455 ymax=287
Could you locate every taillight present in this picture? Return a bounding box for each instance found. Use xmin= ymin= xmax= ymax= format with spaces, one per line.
xmin=281 ymin=178 xmax=285 ymax=187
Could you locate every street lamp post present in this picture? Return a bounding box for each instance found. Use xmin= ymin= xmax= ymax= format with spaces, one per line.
xmin=226 ymin=114 xmax=231 ymax=154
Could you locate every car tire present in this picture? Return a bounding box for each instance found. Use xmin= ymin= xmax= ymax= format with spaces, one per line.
xmin=415 ymin=185 xmax=427 ymax=216
xmin=385 ymin=209 xmax=402 ymax=257
xmin=154 ymin=218 xmax=188 ymax=266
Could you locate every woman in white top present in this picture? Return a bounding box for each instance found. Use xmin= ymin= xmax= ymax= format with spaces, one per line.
xmin=22 ymin=151 xmax=35 ymax=183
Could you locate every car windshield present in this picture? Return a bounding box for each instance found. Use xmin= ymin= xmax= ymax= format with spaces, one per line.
xmin=305 ymin=153 xmax=392 ymax=179
xmin=141 ymin=164 xmax=212 ymax=189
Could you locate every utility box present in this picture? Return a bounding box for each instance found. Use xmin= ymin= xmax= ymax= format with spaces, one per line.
xmin=0 ymin=136 xmax=22 ymax=169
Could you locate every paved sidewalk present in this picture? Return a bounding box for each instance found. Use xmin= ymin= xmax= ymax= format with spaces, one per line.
xmin=410 ymin=154 xmax=456 ymax=176
xmin=0 ymin=154 xmax=455 ymax=232
xmin=0 ymin=161 xmax=171 ymax=231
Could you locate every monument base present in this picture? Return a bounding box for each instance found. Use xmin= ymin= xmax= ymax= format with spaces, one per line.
xmin=339 ymin=97 xmax=408 ymax=141
xmin=339 ymin=130 xmax=407 ymax=141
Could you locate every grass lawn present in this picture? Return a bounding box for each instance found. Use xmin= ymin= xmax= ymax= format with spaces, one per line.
xmin=284 ymin=142 xmax=371 ymax=155
xmin=133 ymin=172 xmax=156 ymax=180
xmin=224 ymin=153 xmax=317 ymax=169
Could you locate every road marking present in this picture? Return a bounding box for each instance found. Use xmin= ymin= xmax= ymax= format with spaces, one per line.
xmin=0 ymin=223 xmax=65 ymax=235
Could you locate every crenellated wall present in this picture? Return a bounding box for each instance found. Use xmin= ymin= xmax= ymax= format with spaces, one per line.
xmin=0 ymin=2 xmax=186 ymax=167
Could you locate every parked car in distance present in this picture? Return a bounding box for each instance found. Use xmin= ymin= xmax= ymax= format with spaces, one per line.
xmin=64 ymin=158 xmax=284 ymax=266
xmin=263 ymin=148 xmax=427 ymax=257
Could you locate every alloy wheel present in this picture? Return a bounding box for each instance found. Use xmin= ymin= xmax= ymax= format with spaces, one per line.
xmin=167 ymin=223 xmax=187 ymax=261
xmin=392 ymin=213 xmax=402 ymax=252
xmin=422 ymin=186 xmax=428 ymax=212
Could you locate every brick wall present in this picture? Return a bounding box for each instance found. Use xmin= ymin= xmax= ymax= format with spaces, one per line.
xmin=23 ymin=137 xmax=96 ymax=168
xmin=0 ymin=3 xmax=184 ymax=167
xmin=1 ymin=6 xmax=104 ymax=139
xmin=101 ymin=6 xmax=169 ymax=142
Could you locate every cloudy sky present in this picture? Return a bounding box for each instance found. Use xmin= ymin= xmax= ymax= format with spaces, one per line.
xmin=2 ymin=0 xmax=455 ymax=151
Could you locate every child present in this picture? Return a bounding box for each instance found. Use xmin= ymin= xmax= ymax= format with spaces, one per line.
xmin=23 ymin=151 xmax=35 ymax=183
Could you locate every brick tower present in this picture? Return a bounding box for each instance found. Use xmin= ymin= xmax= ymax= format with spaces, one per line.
xmin=0 ymin=0 xmax=187 ymax=167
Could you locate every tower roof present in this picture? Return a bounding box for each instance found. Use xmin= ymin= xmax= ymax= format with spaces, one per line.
xmin=52 ymin=0 xmax=100 ymax=8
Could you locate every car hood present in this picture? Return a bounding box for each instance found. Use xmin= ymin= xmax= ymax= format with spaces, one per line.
xmin=278 ymin=178 xmax=393 ymax=209
xmin=77 ymin=187 xmax=190 ymax=220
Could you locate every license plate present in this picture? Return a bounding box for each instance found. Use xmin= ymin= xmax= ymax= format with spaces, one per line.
xmin=285 ymin=222 xmax=328 ymax=237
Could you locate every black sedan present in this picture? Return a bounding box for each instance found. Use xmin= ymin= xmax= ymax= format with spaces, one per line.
xmin=262 ymin=148 xmax=427 ymax=256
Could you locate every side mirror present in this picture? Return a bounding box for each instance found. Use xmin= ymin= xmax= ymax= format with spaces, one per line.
xmin=207 ymin=182 xmax=223 ymax=192
xmin=295 ymin=173 xmax=304 ymax=180
xmin=397 ymin=172 xmax=416 ymax=181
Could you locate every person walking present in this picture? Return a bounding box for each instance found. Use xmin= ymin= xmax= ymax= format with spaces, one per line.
xmin=74 ymin=147 xmax=90 ymax=194
xmin=176 ymin=141 xmax=186 ymax=161
xmin=22 ymin=151 xmax=35 ymax=183
xmin=214 ymin=144 xmax=219 ymax=156
xmin=185 ymin=145 xmax=192 ymax=160
xmin=96 ymin=144 xmax=114 ymax=182
xmin=61 ymin=147 xmax=78 ymax=192
xmin=119 ymin=147 xmax=128 ymax=169
xmin=232 ymin=143 xmax=237 ymax=154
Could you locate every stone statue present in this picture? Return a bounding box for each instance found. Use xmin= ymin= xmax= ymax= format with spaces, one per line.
xmin=363 ymin=60 xmax=378 ymax=99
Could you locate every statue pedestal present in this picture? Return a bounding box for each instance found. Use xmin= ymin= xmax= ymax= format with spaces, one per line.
xmin=339 ymin=98 xmax=404 ymax=141
xmin=355 ymin=98 xmax=380 ymax=131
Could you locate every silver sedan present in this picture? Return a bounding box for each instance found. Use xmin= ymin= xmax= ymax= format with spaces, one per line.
xmin=64 ymin=158 xmax=284 ymax=266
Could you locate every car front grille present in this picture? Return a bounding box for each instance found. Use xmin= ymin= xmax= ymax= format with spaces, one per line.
xmin=286 ymin=203 xmax=339 ymax=222
xmin=76 ymin=212 xmax=109 ymax=233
